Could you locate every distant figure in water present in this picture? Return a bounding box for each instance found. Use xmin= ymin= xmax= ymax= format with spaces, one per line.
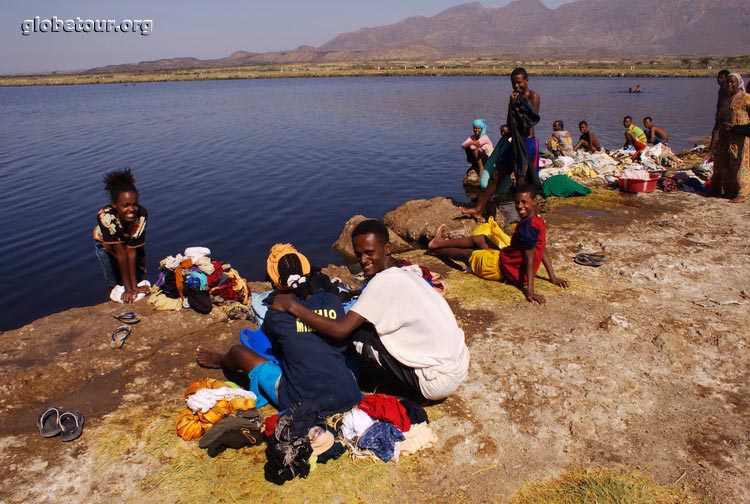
xmin=574 ymin=120 xmax=601 ymax=153
xmin=461 ymin=119 xmax=494 ymax=179
xmin=642 ymin=116 xmax=669 ymax=145
xmin=628 ymin=85 xmax=642 ymax=94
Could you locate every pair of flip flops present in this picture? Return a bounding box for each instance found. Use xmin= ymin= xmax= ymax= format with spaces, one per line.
xmin=113 ymin=311 xmax=140 ymax=324
xmin=110 ymin=325 xmax=131 ymax=348
xmin=36 ymin=406 xmax=85 ymax=442
xmin=574 ymin=253 xmax=606 ymax=267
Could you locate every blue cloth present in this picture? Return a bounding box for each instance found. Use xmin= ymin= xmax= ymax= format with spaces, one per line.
xmin=357 ymin=422 xmax=405 ymax=462
xmin=247 ymin=360 xmax=282 ymax=409
xmin=240 ymin=327 xmax=281 ymax=365
xmin=516 ymin=217 xmax=540 ymax=250
xmin=187 ymin=271 xmax=208 ymax=290
xmin=261 ymin=290 xmax=361 ymax=416
xmin=472 ymin=118 xmax=487 ymax=137
xmin=251 ymin=290 xmax=273 ymax=324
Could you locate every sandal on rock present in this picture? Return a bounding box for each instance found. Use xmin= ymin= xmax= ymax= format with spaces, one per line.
xmin=113 ymin=311 xmax=140 ymax=324
xmin=59 ymin=410 xmax=85 ymax=442
xmin=37 ymin=406 xmax=63 ymax=438
xmin=574 ymin=253 xmax=606 ymax=267
xmin=110 ymin=325 xmax=131 ymax=349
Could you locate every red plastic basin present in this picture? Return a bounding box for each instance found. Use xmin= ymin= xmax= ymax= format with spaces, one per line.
xmin=617 ymin=175 xmax=660 ymax=193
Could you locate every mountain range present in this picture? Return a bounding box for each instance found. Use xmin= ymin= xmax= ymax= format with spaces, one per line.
xmin=87 ymin=0 xmax=749 ymax=73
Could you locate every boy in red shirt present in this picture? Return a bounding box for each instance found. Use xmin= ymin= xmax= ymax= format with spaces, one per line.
xmin=429 ymin=185 xmax=569 ymax=304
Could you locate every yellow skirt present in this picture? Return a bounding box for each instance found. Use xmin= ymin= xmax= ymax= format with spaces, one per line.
xmin=468 ymin=249 xmax=503 ymax=281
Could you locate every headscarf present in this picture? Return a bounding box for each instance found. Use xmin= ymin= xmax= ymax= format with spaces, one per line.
xmin=730 ymin=73 xmax=746 ymax=95
xmin=472 ymin=119 xmax=487 ymax=138
xmin=266 ymin=243 xmax=311 ymax=287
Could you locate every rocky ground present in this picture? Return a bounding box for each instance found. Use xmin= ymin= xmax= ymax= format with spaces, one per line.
xmin=1 ymin=188 xmax=748 ymax=503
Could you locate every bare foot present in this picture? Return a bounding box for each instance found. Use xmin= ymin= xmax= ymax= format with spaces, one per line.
xmin=428 ymin=224 xmax=448 ymax=249
xmin=728 ymin=196 xmax=747 ymax=204
xmin=196 ymin=347 xmax=223 ymax=368
xmin=460 ymin=207 xmax=483 ymax=222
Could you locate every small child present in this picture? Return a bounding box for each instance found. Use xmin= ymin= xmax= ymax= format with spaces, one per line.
xmin=545 ymin=119 xmax=575 ymax=157
xmin=429 ymin=184 xmax=569 ymax=304
xmin=461 ymin=119 xmax=494 ymax=178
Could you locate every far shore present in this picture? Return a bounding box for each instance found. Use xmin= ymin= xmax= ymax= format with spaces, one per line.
xmin=3 ymin=57 xmax=749 ymax=87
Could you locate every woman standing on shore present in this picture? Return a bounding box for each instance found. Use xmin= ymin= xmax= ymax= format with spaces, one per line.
xmin=710 ymin=73 xmax=750 ymax=202
xmin=93 ymin=168 xmax=150 ymax=302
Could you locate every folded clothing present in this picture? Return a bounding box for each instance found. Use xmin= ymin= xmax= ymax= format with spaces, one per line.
xmin=110 ymin=280 xmax=151 ymax=303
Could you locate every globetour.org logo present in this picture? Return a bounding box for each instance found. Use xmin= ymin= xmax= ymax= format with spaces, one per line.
xmin=21 ymin=17 xmax=152 ymax=36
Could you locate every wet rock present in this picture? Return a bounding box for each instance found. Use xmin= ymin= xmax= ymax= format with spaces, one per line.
xmin=331 ymin=215 xmax=411 ymax=264
xmin=383 ymin=197 xmax=491 ymax=246
xmin=463 ymin=170 xmax=480 ymax=187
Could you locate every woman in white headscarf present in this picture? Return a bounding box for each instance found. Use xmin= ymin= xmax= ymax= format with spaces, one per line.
xmin=710 ymin=73 xmax=750 ymax=202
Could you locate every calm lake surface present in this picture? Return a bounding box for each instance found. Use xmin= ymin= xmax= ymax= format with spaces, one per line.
xmin=0 ymin=76 xmax=716 ymax=330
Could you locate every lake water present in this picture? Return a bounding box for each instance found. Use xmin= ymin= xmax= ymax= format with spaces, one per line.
xmin=0 ymin=76 xmax=716 ymax=330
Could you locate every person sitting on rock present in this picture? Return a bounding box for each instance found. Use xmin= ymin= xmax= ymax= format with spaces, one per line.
xmin=574 ymin=120 xmax=602 ymax=153
xmin=461 ymin=119 xmax=494 ymax=179
xmin=428 ymin=184 xmax=569 ymax=305
xmin=269 ymin=219 xmax=469 ymax=402
xmin=196 ymin=244 xmax=361 ymax=416
xmin=642 ymin=116 xmax=669 ymax=145
xmin=545 ymin=119 xmax=575 ymax=157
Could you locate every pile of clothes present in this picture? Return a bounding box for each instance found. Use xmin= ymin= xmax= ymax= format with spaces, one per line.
xmin=149 ymin=247 xmax=250 ymax=315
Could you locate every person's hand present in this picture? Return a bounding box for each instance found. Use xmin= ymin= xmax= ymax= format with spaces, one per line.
xmin=723 ymin=122 xmax=734 ymax=131
xmin=268 ymin=293 xmax=295 ymax=312
xmin=122 ymin=290 xmax=137 ymax=304
xmin=551 ymin=277 xmax=570 ymax=289
xmin=136 ymin=284 xmax=151 ymax=295
xmin=526 ymin=292 xmax=547 ymax=305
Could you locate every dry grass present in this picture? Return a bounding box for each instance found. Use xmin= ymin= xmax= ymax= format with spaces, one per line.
xmin=507 ymin=467 xmax=691 ymax=504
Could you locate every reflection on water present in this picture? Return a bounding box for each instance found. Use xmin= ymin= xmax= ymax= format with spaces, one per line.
xmin=0 ymin=76 xmax=716 ymax=330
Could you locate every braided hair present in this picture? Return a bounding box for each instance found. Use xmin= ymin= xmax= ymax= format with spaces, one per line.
xmin=103 ymin=168 xmax=137 ymax=202
xmin=277 ymin=253 xmax=305 ymax=291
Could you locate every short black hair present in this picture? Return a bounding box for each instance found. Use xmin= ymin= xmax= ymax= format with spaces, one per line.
xmin=351 ymin=219 xmax=390 ymax=245
xmin=103 ymin=168 xmax=137 ymax=202
xmin=643 ymin=116 xmax=652 ymax=122
xmin=579 ymin=120 xmax=588 ymax=127
xmin=718 ymin=69 xmax=730 ymax=78
xmin=554 ymin=119 xmax=564 ymax=128
xmin=624 ymin=115 xmax=633 ymax=122
xmin=514 ymin=183 xmax=536 ymax=198
xmin=510 ymin=67 xmax=528 ymax=79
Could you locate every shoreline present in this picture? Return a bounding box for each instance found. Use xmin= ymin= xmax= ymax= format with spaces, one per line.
xmin=3 ymin=59 xmax=749 ymax=87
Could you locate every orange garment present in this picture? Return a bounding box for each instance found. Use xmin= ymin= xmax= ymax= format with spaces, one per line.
xmin=175 ymin=378 xmax=256 ymax=440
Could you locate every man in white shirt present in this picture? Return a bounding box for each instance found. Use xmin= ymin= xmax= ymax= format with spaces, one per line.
xmin=269 ymin=219 xmax=469 ymax=401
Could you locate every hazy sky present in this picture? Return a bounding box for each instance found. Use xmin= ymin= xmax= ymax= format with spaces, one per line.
xmin=1 ymin=0 xmax=575 ymax=74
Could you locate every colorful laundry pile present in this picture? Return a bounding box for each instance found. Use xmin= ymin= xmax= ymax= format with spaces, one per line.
xmin=175 ymin=378 xmax=258 ymax=441
xmin=149 ymin=246 xmax=250 ymax=314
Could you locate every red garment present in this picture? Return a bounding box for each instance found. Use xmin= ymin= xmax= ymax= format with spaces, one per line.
xmin=499 ymin=215 xmax=546 ymax=287
xmin=210 ymin=276 xmax=238 ymax=301
xmin=206 ymin=260 xmax=224 ymax=286
xmin=359 ymin=393 xmax=411 ymax=432
xmin=264 ymin=413 xmax=280 ymax=437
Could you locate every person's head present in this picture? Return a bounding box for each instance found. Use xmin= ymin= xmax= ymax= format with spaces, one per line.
xmin=266 ymin=244 xmax=311 ymax=291
xmin=727 ymin=73 xmax=744 ymax=95
xmin=643 ymin=116 xmax=653 ymax=128
xmin=552 ymin=120 xmax=564 ymax=132
xmin=513 ymin=184 xmax=537 ymax=219
xmin=510 ymin=67 xmax=529 ymax=93
xmin=579 ymin=120 xmax=588 ymax=134
xmin=103 ymin=168 xmax=139 ymax=224
xmin=623 ymin=116 xmax=633 ymax=128
xmin=351 ymin=219 xmax=391 ymax=279
xmin=717 ymin=69 xmax=730 ymax=87
xmin=500 ymin=124 xmax=511 ymax=137
xmin=472 ymin=118 xmax=487 ymax=138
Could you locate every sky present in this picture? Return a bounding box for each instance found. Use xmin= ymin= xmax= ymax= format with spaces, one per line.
xmin=1 ymin=0 xmax=574 ymax=75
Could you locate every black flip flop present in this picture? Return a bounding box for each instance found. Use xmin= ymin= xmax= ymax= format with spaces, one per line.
xmin=574 ymin=253 xmax=606 ymax=267
xmin=36 ymin=406 xmax=63 ymax=438
xmin=110 ymin=325 xmax=131 ymax=349
xmin=59 ymin=410 xmax=85 ymax=442
xmin=113 ymin=311 xmax=140 ymax=324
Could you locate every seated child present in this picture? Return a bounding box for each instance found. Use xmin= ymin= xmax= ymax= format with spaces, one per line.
xmin=545 ymin=120 xmax=575 ymax=157
xmin=574 ymin=120 xmax=601 ymax=153
xmin=196 ymin=244 xmax=361 ymax=416
xmin=461 ymin=119 xmax=494 ymax=178
xmin=429 ymin=184 xmax=569 ymax=305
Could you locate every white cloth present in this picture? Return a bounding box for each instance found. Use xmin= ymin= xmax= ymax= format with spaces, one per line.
xmin=340 ymin=408 xmax=375 ymax=441
xmin=351 ymin=268 xmax=469 ymax=400
xmin=185 ymin=387 xmax=256 ymax=413
xmin=184 ymin=247 xmax=211 ymax=261
xmin=109 ymin=280 xmax=151 ymax=303
xmin=160 ymin=254 xmax=184 ymax=270
xmin=193 ymin=256 xmax=215 ymax=275
xmin=398 ymin=423 xmax=437 ymax=455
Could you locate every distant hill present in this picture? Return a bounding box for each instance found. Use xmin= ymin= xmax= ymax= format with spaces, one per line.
xmin=86 ymin=0 xmax=749 ymax=74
